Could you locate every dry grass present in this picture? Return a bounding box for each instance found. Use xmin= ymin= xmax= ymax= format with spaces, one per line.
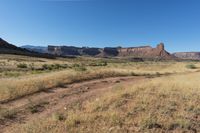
xmin=0 ymin=55 xmax=199 ymax=103
xmin=12 ymin=72 xmax=200 ymax=133
xmin=1 ymin=54 xmax=200 ymax=133
xmin=0 ymin=69 xmax=133 ymax=102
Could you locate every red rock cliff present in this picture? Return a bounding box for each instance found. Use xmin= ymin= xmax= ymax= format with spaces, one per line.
xmin=118 ymin=43 xmax=172 ymax=59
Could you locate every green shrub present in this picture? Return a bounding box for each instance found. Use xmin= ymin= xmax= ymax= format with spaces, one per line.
xmin=17 ymin=63 xmax=28 ymax=68
xmin=52 ymin=112 xmax=64 ymax=121
xmin=4 ymin=71 xmax=20 ymax=77
xmin=28 ymin=105 xmax=38 ymax=114
xmin=74 ymin=66 xmax=87 ymax=71
xmin=89 ymin=61 xmax=108 ymax=67
xmin=140 ymin=116 xmax=162 ymax=129
xmin=42 ymin=64 xmax=51 ymax=70
xmin=101 ymin=61 xmax=108 ymax=66
xmin=0 ymin=108 xmax=16 ymax=120
xmin=72 ymin=64 xmax=80 ymax=67
xmin=186 ymin=64 xmax=197 ymax=69
xmin=42 ymin=64 xmax=68 ymax=70
xmin=29 ymin=63 xmax=35 ymax=70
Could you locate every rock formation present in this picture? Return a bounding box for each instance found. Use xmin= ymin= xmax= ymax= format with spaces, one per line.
xmin=173 ymin=52 xmax=200 ymax=60
xmin=117 ymin=43 xmax=171 ymax=58
xmin=0 ymin=37 xmax=173 ymax=59
xmin=48 ymin=43 xmax=173 ymax=59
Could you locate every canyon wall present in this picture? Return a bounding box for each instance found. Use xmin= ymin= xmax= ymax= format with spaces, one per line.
xmin=48 ymin=43 xmax=173 ymax=59
xmin=173 ymin=52 xmax=200 ymax=60
xmin=117 ymin=43 xmax=170 ymax=58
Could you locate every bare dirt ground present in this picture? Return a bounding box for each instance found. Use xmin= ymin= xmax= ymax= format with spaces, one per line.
xmin=0 ymin=76 xmax=147 ymax=132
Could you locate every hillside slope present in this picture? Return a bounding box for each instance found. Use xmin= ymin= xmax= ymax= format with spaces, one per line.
xmin=0 ymin=38 xmax=30 ymax=54
xmin=0 ymin=38 xmax=54 ymax=58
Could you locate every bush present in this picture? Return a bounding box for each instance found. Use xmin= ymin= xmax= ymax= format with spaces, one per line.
xmin=88 ymin=61 xmax=108 ymax=67
xmin=42 ymin=64 xmax=68 ymax=70
xmin=42 ymin=64 xmax=50 ymax=70
xmin=186 ymin=64 xmax=197 ymax=69
xmin=17 ymin=63 xmax=28 ymax=68
xmin=52 ymin=112 xmax=64 ymax=121
xmin=72 ymin=64 xmax=80 ymax=67
xmin=29 ymin=63 xmax=35 ymax=70
xmin=0 ymin=108 xmax=16 ymax=119
xmin=4 ymin=71 xmax=20 ymax=77
xmin=74 ymin=66 xmax=87 ymax=71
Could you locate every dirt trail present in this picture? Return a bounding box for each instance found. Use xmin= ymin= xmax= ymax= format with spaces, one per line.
xmin=1 ymin=70 xmax=199 ymax=132
xmin=0 ymin=76 xmax=147 ymax=132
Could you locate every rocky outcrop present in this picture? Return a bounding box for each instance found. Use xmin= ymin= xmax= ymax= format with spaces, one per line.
xmin=117 ymin=43 xmax=171 ymax=58
xmin=173 ymin=52 xmax=200 ymax=60
xmin=48 ymin=43 xmax=173 ymax=59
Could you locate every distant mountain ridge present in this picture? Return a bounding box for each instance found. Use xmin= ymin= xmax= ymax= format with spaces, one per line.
xmin=0 ymin=38 xmax=54 ymax=58
xmin=21 ymin=45 xmax=48 ymax=53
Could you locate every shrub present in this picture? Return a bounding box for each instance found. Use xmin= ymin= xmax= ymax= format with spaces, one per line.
xmin=27 ymin=99 xmax=38 ymax=114
xmin=52 ymin=112 xmax=64 ymax=121
xmin=28 ymin=105 xmax=38 ymax=114
xmin=17 ymin=63 xmax=28 ymax=68
xmin=101 ymin=61 xmax=108 ymax=66
xmin=29 ymin=63 xmax=35 ymax=70
xmin=72 ymin=64 xmax=80 ymax=67
xmin=42 ymin=64 xmax=68 ymax=70
xmin=140 ymin=116 xmax=162 ymax=129
xmin=89 ymin=61 xmax=108 ymax=67
xmin=0 ymin=108 xmax=16 ymax=120
xmin=42 ymin=64 xmax=51 ymax=70
xmin=186 ymin=64 xmax=197 ymax=69
xmin=74 ymin=65 xmax=87 ymax=71
xmin=4 ymin=71 xmax=20 ymax=77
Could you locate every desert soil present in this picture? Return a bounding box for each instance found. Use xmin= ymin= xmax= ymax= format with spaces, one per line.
xmin=0 ymin=76 xmax=147 ymax=132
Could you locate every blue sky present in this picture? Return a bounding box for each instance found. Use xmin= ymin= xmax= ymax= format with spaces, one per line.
xmin=0 ymin=0 xmax=200 ymax=52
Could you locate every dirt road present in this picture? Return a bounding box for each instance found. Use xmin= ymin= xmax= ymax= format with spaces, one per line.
xmin=0 ymin=76 xmax=147 ymax=132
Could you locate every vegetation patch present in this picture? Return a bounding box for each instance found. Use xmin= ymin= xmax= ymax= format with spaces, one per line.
xmin=88 ymin=61 xmax=107 ymax=66
xmin=42 ymin=64 xmax=68 ymax=70
xmin=52 ymin=112 xmax=65 ymax=121
xmin=186 ymin=64 xmax=197 ymax=69
xmin=17 ymin=63 xmax=28 ymax=68
xmin=0 ymin=108 xmax=16 ymax=120
xmin=73 ymin=65 xmax=87 ymax=71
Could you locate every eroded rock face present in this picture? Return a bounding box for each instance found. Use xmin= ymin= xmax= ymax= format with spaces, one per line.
xmin=48 ymin=43 xmax=173 ymax=59
xmin=117 ymin=43 xmax=172 ymax=58
xmin=157 ymin=43 xmax=164 ymax=51
xmin=173 ymin=52 xmax=200 ymax=60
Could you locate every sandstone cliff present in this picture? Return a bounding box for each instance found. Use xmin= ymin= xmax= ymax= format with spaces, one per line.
xmin=173 ymin=52 xmax=200 ymax=60
xmin=48 ymin=43 xmax=173 ymax=59
xmin=117 ymin=43 xmax=172 ymax=58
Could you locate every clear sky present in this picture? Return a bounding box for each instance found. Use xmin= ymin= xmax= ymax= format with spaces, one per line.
xmin=1 ymin=0 xmax=200 ymax=52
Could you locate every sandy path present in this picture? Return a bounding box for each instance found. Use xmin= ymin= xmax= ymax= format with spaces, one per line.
xmin=0 ymin=76 xmax=146 ymax=132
